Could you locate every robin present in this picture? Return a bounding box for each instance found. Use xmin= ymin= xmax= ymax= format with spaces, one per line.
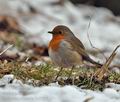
xmin=48 ymin=25 xmax=102 ymax=68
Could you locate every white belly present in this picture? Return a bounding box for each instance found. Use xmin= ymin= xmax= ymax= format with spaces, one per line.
xmin=48 ymin=40 xmax=82 ymax=67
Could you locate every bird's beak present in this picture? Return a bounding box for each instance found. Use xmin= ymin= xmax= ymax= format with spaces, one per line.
xmin=48 ymin=31 xmax=53 ymax=34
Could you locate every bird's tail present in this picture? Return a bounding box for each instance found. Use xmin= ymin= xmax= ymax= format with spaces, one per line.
xmin=83 ymin=56 xmax=102 ymax=67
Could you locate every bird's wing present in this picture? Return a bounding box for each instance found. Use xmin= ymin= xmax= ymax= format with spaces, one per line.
xmin=67 ymin=36 xmax=90 ymax=59
xmin=66 ymin=36 xmax=102 ymax=66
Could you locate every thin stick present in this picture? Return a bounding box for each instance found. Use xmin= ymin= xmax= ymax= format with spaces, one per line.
xmin=111 ymin=65 xmax=120 ymax=69
xmin=86 ymin=14 xmax=107 ymax=60
xmin=0 ymin=44 xmax=13 ymax=56
xmin=55 ymin=67 xmax=63 ymax=81
xmin=95 ymin=44 xmax=120 ymax=80
xmin=106 ymin=44 xmax=120 ymax=67
xmin=25 ymin=57 xmax=29 ymax=62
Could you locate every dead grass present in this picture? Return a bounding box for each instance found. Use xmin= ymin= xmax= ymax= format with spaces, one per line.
xmin=0 ymin=61 xmax=119 ymax=90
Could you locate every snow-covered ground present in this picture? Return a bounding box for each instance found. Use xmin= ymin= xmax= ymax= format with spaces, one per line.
xmin=0 ymin=75 xmax=120 ymax=102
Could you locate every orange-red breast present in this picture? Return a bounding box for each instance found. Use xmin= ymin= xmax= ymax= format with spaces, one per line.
xmin=48 ymin=25 xmax=102 ymax=67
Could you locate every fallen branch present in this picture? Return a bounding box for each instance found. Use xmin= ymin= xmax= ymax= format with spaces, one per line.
xmin=0 ymin=44 xmax=13 ymax=56
xmin=87 ymin=14 xmax=107 ymax=60
xmin=95 ymin=44 xmax=120 ymax=80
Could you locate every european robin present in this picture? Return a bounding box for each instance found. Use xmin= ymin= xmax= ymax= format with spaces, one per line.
xmin=48 ymin=25 xmax=102 ymax=68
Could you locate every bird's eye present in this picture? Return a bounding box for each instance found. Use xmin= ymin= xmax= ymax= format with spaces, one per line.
xmin=58 ymin=31 xmax=62 ymax=34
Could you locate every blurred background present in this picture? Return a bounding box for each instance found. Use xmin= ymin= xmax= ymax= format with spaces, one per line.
xmin=71 ymin=0 xmax=120 ymax=15
xmin=0 ymin=0 xmax=119 ymax=68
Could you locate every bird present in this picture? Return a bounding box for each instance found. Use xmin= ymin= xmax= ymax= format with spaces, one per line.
xmin=48 ymin=25 xmax=102 ymax=68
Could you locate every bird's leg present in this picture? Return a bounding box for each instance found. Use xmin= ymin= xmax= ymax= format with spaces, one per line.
xmin=55 ymin=67 xmax=63 ymax=81
xmin=68 ymin=65 xmax=74 ymax=79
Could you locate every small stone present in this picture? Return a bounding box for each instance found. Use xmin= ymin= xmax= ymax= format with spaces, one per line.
xmin=34 ymin=61 xmax=46 ymax=66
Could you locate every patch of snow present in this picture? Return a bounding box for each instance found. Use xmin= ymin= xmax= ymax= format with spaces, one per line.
xmin=0 ymin=74 xmax=14 ymax=87
xmin=103 ymin=88 xmax=120 ymax=98
xmin=0 ymin=75 xmax=120 ymax=102
xmin=106 ymin=83 xmax=120 ymax=91
xmin=34 ymin=61 xmax=46 ymax=66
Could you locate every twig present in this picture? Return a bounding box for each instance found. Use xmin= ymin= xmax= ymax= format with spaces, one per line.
xmin=55 ymin=67 xmax=63 ymax=81
xmin=106 ymin=44 xmax=120 ymax=68
xmin=105 ymin=44 xmax=120 ymax=68
xmin=86 ymin=14 xmax=107 ymax=60
xmin=25 ymin=57 xmax=29 ymax=62
xmin=0 ymin=44 xmax=13 ymax=56
xmin=84 ymin=97 xmax=94 ymax=102
xmin=95 ymin=44 xmax=120 ymax=80
xmin=111 ymin=65 xmax=120 ymax=69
